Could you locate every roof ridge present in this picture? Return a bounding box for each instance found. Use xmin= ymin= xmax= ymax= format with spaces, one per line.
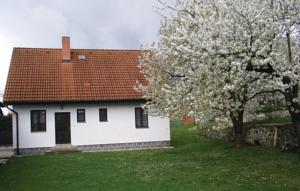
xmin=13 ymin=47 xmax=149 ymax=51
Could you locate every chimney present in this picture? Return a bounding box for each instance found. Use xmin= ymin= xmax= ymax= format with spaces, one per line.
xmin=62 ymin=36 xmax=70 ymax=61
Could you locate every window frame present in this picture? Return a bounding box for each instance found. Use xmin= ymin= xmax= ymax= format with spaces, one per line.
xmin=77 ymin=109 xmax=86 ymax=123
xmin=135 ymin=107 xmax=148 ymax=128
xmin=99 ymin=108 xmax=108 ymax=122
xmin=31 ymin=110 xmax=46 ymax=132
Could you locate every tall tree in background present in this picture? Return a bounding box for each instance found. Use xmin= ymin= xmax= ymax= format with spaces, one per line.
xmin=265 ymin=0 xmax=300 ymax=158
xmin=139 ymin=0 xmax=279 ymax=147
xmin=0 ymin=90 xmax=3 ymax=117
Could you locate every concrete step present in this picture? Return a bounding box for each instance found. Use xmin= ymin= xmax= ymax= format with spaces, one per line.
xmin=0 ymin=146 xmax=14 ymax=159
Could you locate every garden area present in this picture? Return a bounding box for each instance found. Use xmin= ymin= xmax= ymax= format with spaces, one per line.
xmin=2 ymin=0 xmax=300 ymax=190
xmin=0 ymin=124 xmax=299 ymax=191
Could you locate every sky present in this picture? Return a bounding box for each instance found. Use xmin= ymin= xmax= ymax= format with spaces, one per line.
xmin=0 ymin=0 xmax=171 ymax=96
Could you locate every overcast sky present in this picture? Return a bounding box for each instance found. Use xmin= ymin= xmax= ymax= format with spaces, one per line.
xmin=0 ymin=0 xmax=170 ymax=96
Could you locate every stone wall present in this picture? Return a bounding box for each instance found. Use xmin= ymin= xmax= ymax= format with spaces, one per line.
xmin=203 ymin=123 xmax=299 ymax=149
xmin=245 ymin=124 xmax=298 ymax=148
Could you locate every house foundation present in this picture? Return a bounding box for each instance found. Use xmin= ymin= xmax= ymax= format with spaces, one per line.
xmin=15 ymin=141 xmax=171 ymax=155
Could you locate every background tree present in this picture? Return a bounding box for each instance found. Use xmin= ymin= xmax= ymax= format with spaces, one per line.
xmin=263 ymin=0 xmax=300 ymax=158
xmin=0 ymin=90 xmax=3 ymax=117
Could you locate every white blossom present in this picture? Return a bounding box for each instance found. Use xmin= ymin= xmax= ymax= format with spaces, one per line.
xmin=137 ymin=0 xmax=300 ymax=146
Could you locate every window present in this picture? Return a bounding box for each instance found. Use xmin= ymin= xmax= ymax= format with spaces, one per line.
xmin=99 ymin=108 xmax=107 ymax=122
xmin=31 ymin=110 xmax=46 ymax=132
xmin=135 ymin=107 xmax=148 ymax=128
xmin=77 ymin=109 xmax=86 ymax=122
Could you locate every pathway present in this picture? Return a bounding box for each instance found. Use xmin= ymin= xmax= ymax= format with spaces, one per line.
xmin=0 ymin=146 xmax=13 ymax=165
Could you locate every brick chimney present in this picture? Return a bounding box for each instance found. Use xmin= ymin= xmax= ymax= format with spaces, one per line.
xmin=62 ymin=36 xmax=70 ymax=61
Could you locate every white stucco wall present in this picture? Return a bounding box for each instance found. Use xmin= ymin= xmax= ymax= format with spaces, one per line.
xmin=12 ymin=102 xmax=170 ymax=149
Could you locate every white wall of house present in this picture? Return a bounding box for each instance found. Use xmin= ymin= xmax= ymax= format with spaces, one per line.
xmin=12 ymin=102 xmax=170 ymax=149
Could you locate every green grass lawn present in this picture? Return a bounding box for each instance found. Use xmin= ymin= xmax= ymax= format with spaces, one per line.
xmin=0 ymin=125 xmax=300 ymax=191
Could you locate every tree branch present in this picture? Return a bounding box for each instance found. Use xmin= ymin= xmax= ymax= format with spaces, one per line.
xmin=248 ymin=89 xmax=286 ymax=101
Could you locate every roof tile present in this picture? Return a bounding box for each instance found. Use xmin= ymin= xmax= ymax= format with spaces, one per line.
xmin=3 ymin=48 xmax=147 ymax=104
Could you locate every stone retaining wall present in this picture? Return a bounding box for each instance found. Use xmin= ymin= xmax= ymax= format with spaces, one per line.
xmin=204 ymin=123 xmax=299 ymax=149
xmin=245 ymin=124 xmax=298 ymax=148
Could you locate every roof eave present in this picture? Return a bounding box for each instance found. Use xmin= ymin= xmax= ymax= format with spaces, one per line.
xmin=3 ymin=98 xmax=146 ymax=105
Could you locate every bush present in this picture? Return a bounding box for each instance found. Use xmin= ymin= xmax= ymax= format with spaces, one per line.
xmin=171 ymin=119 xmax=183 ymax=128
xmin=255 ymin=105 xmax=276 ymax=113
xmin=0 ymin=114 xmax=12 ymax=145
xmin=0 ymin=114 xmax=12 ymax=130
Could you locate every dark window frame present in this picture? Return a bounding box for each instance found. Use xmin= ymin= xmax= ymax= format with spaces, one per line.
xmin=135 ymin=107 xmax=148 ymax=128
xmin=77 ymin=109 xmax=86 ymax=123
xmin=31 ymin=110 xmax=46 ymax=132
xmin=99 ymin=108 xmax=108 ymax=122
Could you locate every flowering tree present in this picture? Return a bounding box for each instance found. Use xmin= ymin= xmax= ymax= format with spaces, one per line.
xmin=139 ymin=0 xmax=283 ymax=147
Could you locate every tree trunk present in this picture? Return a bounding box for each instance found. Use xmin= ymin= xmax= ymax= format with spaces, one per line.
xmin=285 ymin=83 xmax=300 ymax=161
xmin=289 ymin=112 xmax=300 ymax=161
xmin=230 ymin=110 xmax=244 ymax=148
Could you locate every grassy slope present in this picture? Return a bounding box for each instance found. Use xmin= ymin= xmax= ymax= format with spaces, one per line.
xmin=0 ymin=125 xmax=299 ymax=191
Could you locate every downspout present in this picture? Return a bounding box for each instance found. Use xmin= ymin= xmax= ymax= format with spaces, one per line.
xmin=8 ymin=108 xmax=19 ymax=155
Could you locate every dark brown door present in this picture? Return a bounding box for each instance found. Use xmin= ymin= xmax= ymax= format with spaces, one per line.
xmin=55 ymin=112 xmax=71 ymax=144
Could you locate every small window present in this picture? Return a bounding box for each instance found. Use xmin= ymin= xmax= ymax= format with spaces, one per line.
xmin=135 ymin=107 xmax=148 ymax=128
xmin=99 ymin=108 xmax=107 ymax=122
xmin=77 ymin=109 xmax=86 ymax=122
xmin=31 ymin=110 xmax=46 ymax=132
xmin=78 ymin=55 xmax=86 ymax=59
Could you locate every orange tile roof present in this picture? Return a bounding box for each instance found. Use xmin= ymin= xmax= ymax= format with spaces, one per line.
xmin=3 ymin=48 xmax=147 ymax=104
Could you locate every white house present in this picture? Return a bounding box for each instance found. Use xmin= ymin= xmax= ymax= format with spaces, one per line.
xmin=3 ymin=37 xmax=170 ymax=155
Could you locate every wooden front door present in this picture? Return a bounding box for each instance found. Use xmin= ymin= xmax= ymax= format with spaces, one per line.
xmin=55 ymin=112 xmax=71 ymax=144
